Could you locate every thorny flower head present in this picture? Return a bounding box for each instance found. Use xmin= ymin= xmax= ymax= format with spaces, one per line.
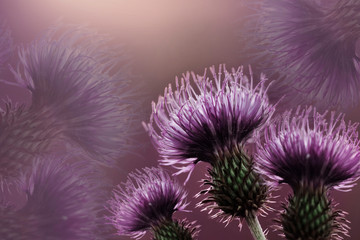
xmin=144 ymin=64 xmax=274 ymax=180
xmin=256 ymin=107 xmax=360 ymax=191
xmin=108 ymin=167 xmax=195 ymax=239
xmin=10 ymin=25 xmax=134 ymax=165
xmin=243 ymin=0 xmax=360 ymax=109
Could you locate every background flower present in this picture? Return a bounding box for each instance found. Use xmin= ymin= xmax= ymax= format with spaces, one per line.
xmin=0 ymin=156 xmax=107 ymax=240
xmin=241 ymin=0 xmax=360 ymax=110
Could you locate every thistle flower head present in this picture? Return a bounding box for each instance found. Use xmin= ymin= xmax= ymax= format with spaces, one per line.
xmin=12 ymin=26 xmax=133 ymax=165
xmin=245 ymin=0 xmax=360 ymax=109
xmin=0 ymin=156 xmax=106 ymax=240
xmin=144 ymin=64 xmax=274 ymax=178
xmin=256 ymin=107 xmax=360 ymax=191
xmin=108 ymin=167 xmax=191 ymax=239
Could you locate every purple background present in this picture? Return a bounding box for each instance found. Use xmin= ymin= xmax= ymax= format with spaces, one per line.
xmin=0 ymin=0 xmax=359 ymax=239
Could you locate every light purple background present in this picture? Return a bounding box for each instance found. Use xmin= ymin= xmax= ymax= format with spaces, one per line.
xmin=0 ymin=0 xmax=359 ymax=239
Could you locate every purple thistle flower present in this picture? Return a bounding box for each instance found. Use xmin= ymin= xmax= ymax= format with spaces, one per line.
xmin=144 ymin=64 xmax=274 ymax=180
xmin=11 ymin=26 xmax=133 ymax=165
xmin=256 ymin=107 xmax=360 ymax=191
xmin=0 ymin=156 xmax=106 ymax=240
xmin=245 ymin=0 xmax=360 ymax=109
xmin=108 ymin=167 xmax=198 ymax=239
xmin=256 ymin=107 xmax=359 ymax=239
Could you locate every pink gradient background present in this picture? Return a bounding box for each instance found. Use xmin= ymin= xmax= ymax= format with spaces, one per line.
xmin=0 ymin=0 xmax=359 ymax=239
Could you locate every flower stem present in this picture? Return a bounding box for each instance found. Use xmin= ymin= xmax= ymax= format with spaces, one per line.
xmin=246 ymin=211 xmax=266 ymax=240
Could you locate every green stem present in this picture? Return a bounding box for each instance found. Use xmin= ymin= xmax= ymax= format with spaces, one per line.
xmin=246 ymin=211 xmax=266 ymax=240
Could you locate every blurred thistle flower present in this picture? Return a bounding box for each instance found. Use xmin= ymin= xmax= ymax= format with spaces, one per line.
xmin=243 ymin=0 xmax=360 ymax=109
xmin=256 ymin=107 xmax=359 ymax=239
xmin=0 ymin=25 xmax=136 ymax=187
xmin=0 ymin=156 xmax=106 ymax=240
xmin=144 ymin=65 xmax=274 ymax=238
xmin=10 ymin=26 xmax=134 ymax=164
xmin=108 ymin=167 xmax=198 ymax=240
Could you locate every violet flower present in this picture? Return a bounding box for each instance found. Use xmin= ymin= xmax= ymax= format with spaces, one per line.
xmin=144 ymin=65 xmax=274 ymax=239
xmin=0 ymin=156 xmax=105 ymax=240
xmin=256 ymin=107 xmax=359 ymax=239
xmin=244 ymin=0 xmax=360 ymax=109
xmin=108 ymin=167 xmax=198 ymax=239
xmin=0 ymin=26 xmax=134 ymax=187
xmin=12 ymin=26 xmax=133 ymax=165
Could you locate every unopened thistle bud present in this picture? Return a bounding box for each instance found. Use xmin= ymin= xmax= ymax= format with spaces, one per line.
xmin=108 ymin=167 xmax=198 ymax=240
xmin=144 ymin=64 xmax=274 ymax=238
xmin=257 ymin=107 xmax=359 ymax=239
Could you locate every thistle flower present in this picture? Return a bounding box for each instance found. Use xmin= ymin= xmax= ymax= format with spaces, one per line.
xmin=244 ymin=0 xmax=360 ymax=109
xmin=144 ymin=65 xmax=273 ymax=238
xmin=0 ymin=156 xmax=106 ymax=240
xmin=144 ymin=64 xmax=274 ymax=178
xmin=11 ymin=26 xmax=133 ymax=165
xmin=256 ymin=107 xmax=359 ymax=239
xmin=108 ymin=167 xmax=198 ymax=239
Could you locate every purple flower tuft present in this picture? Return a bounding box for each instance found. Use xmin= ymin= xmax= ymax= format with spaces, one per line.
xmin=256 ymin=107 xmax=360 ymax=191
xmin=0 ymin=156 xmax=106 ymax=240
xmin=12 ymin=26 xmax=133 ymax=165
xmin=245 ymin=0 xmax=360 ymax=109
xmin=108 ymin=167 xmax=190 ymax=239
xmin=144 ymin=64 xmax=274 ymax=180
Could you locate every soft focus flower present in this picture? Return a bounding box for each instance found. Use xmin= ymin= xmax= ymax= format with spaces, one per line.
xmin=0 ymin=156 xmax=106 ymax=240
xmin=257 ymin=107 xmax=360 ymax=191
xmin=256 ymin=107 xmax=359 ymax=239
xmin=144 ymin=64 xmax=274 ymax=179
xmin=244 ymin=0 xmax=360 ymax=109
xmin=108 ymin=167 xmax=197 ymax=239
xmin=11 ymin=26 xmax=134 ymax=165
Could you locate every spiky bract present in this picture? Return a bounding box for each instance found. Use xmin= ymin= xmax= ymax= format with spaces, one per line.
xmin=0 ymin=156 xmax=105 ymax=240
xmin=257 ymin=107 xmax=360 ymax=191
xmin=12 ymin=26 xmax=133 ymax=165
xmin=108 ymin=167 xmax=192 ymax=239
xmin=197 ymin=146 xmax=269 ymax=228
xmin=245 ymin=0 xmax=360 ymax=109
xmin=279 ymin=186 xmax=349 ymax=240
xmin=144 ymin=64 xmax=274 ymax=178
